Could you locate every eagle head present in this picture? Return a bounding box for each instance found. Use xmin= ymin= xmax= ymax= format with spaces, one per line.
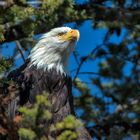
xmin=29 ymin=27 xmax=80 ymax=75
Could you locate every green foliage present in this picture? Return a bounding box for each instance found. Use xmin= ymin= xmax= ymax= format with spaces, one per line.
xmin=18 ymin=128 xmax=36 ymax=140
xmin=0 ymin=58 xmax=13 ymax=73
xmin=51 ymin=115 xmax=83 ymax=140
xmin=55 ymin=115 xmax=82 ymax=130
xmin=74 ymin=78 xmax=89 ymax=93
xmin=18 ymin=93 xmax=51 ymax=139
xmin=1 ymin=0 xmax=140 ymax=139
xmin=74 ymin=78 xmax=103 ymax=122
xmin=56 ymin=130 xmax=77 ymax=140
xmin=19 ymin=93 xmax=82 ymax=140
xmin=18 ymin=107 xmax=37 ymax=128
xmin=0 ymin=25 xmax=5 ymax=42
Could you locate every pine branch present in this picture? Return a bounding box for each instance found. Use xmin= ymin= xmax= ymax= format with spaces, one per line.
xmin=87 ymin=122 xmax=140 ymax=138
xmin=0 ymin=2 xmax=140 ymax=44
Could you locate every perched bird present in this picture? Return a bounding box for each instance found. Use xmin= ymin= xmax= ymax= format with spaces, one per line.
xmin=3 ymin=27 xmax=91 ymax=139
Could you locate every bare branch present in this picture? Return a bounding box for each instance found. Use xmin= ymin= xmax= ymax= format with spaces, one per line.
xmin=15 ymin=41 xmax=25 ymax=62
xmin=78 ymin=71 xmax=101 ymax=75
xmin=73 ymin=51 xmax=80 ymax=65
xmin=73 ymin=44 xmax=103 ymax=81
xmin=73 ymin=31 xmax=109 ymax=81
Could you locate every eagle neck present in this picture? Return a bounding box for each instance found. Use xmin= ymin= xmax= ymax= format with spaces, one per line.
xmin=29 ymin=47 xmax=70 ymax=75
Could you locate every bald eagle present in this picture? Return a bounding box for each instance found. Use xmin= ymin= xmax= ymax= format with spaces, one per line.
xmin=3 ymin=27 xmax=91 ymax=139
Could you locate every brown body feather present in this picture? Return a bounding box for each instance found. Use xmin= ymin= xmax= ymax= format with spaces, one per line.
xmin=1 ymin=59 xmax=91 ymax=140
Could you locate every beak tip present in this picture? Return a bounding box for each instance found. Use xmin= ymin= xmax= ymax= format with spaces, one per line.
xmin=75 ymin=29 xmax=80 ymax=41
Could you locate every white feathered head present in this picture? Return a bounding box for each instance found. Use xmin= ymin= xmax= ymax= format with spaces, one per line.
xmin=29 ymin=27 xmax=80 ymax=74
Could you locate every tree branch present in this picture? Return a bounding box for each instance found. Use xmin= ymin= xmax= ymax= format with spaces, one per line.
xmin=73 ymin=31 xmax=109 ymax=81
xmin=73 ymin=51 xmax=80 ymax=65
xmin=0 ymin=2 xmax=140 ymax=44
xmin=87 ymin=122 xmax=140 ymax=138
xmin=15 ymin=41 xmax=25 ymax=62
xmin=73 ymin=44 xmax=104 ymax=81
xmin=78 ymin=71 xmax=101 ymax=75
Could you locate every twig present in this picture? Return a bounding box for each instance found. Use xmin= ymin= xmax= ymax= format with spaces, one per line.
xmin=78 ymin=71 xmax=101 ymax=75
xmin=73 ymin=31 xmax=109 ymax=81
xmin=15 ymin=40 xmax=25 ymax=62
xmin=73 ymin=45 xmax=102 ymax=81
xmin=73 ymin=51 xmax=80 ymax=65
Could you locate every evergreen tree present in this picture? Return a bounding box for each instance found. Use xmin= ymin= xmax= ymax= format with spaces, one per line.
xmin=0 ymin=0 xmax=140 ymax=139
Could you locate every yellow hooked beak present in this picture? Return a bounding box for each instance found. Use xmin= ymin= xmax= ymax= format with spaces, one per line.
xmin=59 ymin=29 xmax=80 ymax=41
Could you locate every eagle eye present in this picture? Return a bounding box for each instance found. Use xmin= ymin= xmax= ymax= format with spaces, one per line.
xmin=57 ymin=32 xmax=66 ymax=36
